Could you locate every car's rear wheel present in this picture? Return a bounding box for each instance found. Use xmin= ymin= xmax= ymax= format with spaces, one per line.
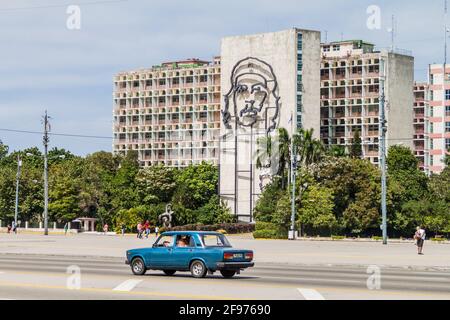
xmin=220 ymin=270 xmax=236 ymax=278
xmin=131 ymin=257 xmax=146 ymax=276
xmin=190 ymin=260 xmax=207 ymax=278
xmin=163 ymin=270 xmax=176 ymax=276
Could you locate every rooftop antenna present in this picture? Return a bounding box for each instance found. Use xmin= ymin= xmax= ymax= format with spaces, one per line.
xmin=445 ymin=0 xmax=448 ymax=66
xmin=324 ymin=30 xmax=328 ymax=43
xmin=340 ymin=32 xmax=344 ymax=41
xmin=387 ymin=15 xmax=396 ymax=52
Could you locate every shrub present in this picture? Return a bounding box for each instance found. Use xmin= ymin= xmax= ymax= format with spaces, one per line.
xmin=371 ymin=236 xmax=383 ymax=241
xmin=431 ymin=237 xmax=448 ymax=242
xmin=165 ymin=223 xmax=255 ymax=234
xmin=255 ymin=221 xmax=278 ymax=231
xmin=253 ymin=229 xmax=285 ymax=239
xmin=331 ymin=235 xmax=345 ymax=240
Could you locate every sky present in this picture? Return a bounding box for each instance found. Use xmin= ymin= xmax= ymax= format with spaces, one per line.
xmin=0 ymin=0 xmax=447 ymax=156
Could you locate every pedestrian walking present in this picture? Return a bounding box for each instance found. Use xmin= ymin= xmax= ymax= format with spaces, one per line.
xmin=155 ymin=226 xmax=159 ymax=237
xmin=64 ymin=222 xmax=69 ymax=236
xmin=7 ymin=224 xmax=11 ymax=234
xmin=11 ymin=221 xmax=17 ymax=234
xmin=121 ymin=224 xmax=126 ymax=236
xmin=144 ymin=220 xmax=150 ymax=238
xmin=137 ymin=222 xmax=143 ymax=239
xmin=414 ymin=226 xmax=426 ymax=255
xmin=103 ymin=223 xmax=109 ymax=234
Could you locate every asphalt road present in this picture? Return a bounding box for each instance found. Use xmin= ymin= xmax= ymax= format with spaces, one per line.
xmin=0 ymin=254 xmax=449 ymax=300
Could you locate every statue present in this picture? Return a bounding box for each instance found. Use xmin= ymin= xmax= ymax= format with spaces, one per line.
xmin=158 ymin=204 xmax=174 ymax=228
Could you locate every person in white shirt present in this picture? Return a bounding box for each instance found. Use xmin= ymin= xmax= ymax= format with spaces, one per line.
xmin=414 ymin=226 xmax=426 ymax=255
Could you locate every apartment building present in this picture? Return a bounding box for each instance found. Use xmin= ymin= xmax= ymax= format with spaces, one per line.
xmin=320 ymin=40 xmax=414 ymax=165
xmin=426 ymin=64 xmax=450 ymax=174
xmin=113 ymin=58 xmax=222 ymax=167
xmin=413 ymin=82 xmax=427 ymax=171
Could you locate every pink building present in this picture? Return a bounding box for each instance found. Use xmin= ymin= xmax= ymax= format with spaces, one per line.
xmin=426 ymin=64 xmax=450 ymax=174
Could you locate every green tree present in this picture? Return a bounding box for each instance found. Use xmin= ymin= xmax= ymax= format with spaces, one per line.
xmin=173 ymin=162 xmax=218 ymax=210
xmin=136 ymin=165 xmax=176 ymax=205
xmin=314 ymin=157 xmax=381 ymax=234
xmin=253 ymin=178 xmax=284 ymax=223
xmin=349 ymin=129 xmax=362 ymax=159
xmin=48 ymin=159 xmax=84 ymax=223
xmin=293 ymin=128 xmax=325 ymax=168
xmin=297 ymin=184 xmax=336 ymax=233
xmin=0 ymin=140 xmax=8 ymax=160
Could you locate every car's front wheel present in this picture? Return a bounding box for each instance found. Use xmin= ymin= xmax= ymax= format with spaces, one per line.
xmin=190 ymin=260 xmax=207 ymax=278
xmin=131 ymin=257 xmax=146 ymax=276
xmin=163 ymin=270 xmax=176 ymax=276
xmin=220 ymin=270 xmax=236 ymax=278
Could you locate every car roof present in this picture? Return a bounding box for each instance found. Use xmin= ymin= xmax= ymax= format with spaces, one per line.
xmin=161 ymin=231 xmax=222 ymax=236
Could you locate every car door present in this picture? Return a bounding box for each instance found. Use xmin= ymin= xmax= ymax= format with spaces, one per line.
xmin=148 ymin=235 xmax=175 ymax=268
xmin=171 ymin=234 xmax=196 ymax=270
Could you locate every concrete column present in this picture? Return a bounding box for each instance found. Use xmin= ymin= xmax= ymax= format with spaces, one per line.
xmin=53 ymin=222 xmax=56 ymax=230
xmin=68 ymin=222 xmax=71 ymax=230
xmin=25 ymin=221 xmax=29 ymax=229
xmin=91 ymin=221 xmax=95 ymax=232
xmin=84 ymin=220 xmax=88 ymax=231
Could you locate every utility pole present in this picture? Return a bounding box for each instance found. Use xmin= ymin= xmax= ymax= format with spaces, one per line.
xmin=379 ymin=59 xmax=388 ymax=245
xmin=43 ymin=111 xmax=50 ymax=236
xmin=289 ymin=112 xmax=296 ymax=240
xmin=14 ymin=154 xmax=22 ymax=228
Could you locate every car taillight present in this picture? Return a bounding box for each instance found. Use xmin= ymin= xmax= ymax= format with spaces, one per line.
xmin=245 ymin=252 xmax=253 ymax=261
xmin=224 ymin=252 xmax=234 ymax=260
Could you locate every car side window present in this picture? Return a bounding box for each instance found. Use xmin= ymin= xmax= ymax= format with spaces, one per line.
xmin=156 ymin=235 xmax=174 ymax=247
xmin=175 ymin=235 xmax=194 ymax=248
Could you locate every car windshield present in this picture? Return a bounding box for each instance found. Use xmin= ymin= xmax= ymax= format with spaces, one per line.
xmin=201 ymin=234 xmax=232 ymax=247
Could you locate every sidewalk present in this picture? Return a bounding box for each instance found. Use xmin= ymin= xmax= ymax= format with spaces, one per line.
xmin=0 ymin=233 xmax=449 ymax=271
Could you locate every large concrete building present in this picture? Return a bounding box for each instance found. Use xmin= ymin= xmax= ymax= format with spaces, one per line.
xmin=218 ymin=28 xmax=321 ymax=222
xmin=426 ymin=64 xmax=450 ymax=174
xmin=113 ymin=58 xmax=222 ymax=167
xmin=320 ymin=40 xmax=415 ymax=165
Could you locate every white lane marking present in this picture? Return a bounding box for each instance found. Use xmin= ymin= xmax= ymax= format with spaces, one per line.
xmin=113 ymin=279 xmax=143 ymax=292
xmin=298 ymin=288 xmax=325 ymax=300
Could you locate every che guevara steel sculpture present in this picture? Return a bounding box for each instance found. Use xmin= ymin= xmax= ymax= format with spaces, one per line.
xmin=158 ymin=204 xmax=174 ymax=228
xmin=221 ymin=57 xmax=280 ymax=135
xmin=221 ymin=57 xmax=281 ymax=196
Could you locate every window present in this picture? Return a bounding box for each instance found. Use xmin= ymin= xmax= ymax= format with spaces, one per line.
xmin=200 ymin=234 xmax=231 ymax=247
xmin=155 ymin=235 xmax=174 ymax=247
xmin=446 ymin=90 xmax=450 ymax=101
xmin=175 ymin=235 xmax=195 ymax=247
xmin=446 ymin=138 xmax=450 ymax=150
xmin=430 ymin=139 xmax=434 ymax=149
xmin=446 ymin=122 xmax=450 ymax=132
xmin=446 ymin=106 xmax=450 ymax=117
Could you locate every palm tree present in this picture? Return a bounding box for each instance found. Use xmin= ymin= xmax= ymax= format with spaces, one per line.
xmin=293 ymin=128 xmax=325 ymax=168
xmin=255 ymin=128 xmax=291 ymax=189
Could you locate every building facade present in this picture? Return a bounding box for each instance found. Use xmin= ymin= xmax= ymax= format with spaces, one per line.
xmin=320 ymin=40 xmax=414 ymax=165
xmin=413 ymin=82 xmax=427 ymax=171
xmin=219 ymin=28 xmax=321 ymax=222
xmin=113 ymin=58 xmax=221 ymax=167
xmin=426 ymin=64 xmax=450 ymax=174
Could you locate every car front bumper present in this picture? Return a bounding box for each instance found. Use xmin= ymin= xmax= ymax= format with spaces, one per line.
xmin=216 ymin=262 xmax=254 ymax=270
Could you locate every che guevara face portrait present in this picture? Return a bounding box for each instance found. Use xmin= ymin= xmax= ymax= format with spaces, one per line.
xmin=222 ymin=57 xmax=280 ymax=133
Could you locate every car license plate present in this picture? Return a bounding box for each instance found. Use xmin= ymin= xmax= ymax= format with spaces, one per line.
xmin=233 ymin=253 xmax=243 ymax=259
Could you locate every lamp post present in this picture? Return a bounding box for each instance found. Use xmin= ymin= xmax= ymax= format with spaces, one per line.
xmin=14 ymin=155 xmax=22 ymax=228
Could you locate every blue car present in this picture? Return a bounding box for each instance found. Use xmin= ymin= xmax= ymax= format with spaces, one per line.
xmin=125 ymin=231 xmax=254 ymax=278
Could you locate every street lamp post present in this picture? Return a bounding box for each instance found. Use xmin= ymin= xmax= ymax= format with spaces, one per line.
xmin=14 ymin=155 xmax=22 ymax=228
